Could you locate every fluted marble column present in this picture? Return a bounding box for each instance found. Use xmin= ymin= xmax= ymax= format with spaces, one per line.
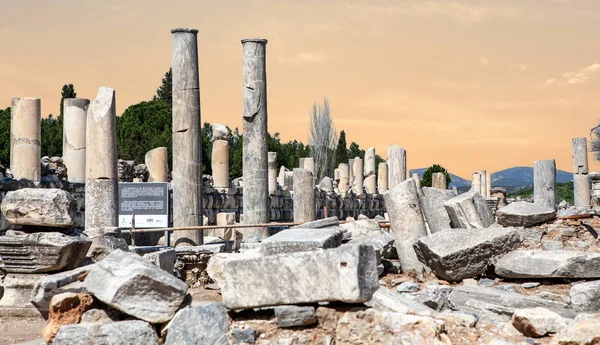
xmin=63 ymin=99 xmax=89 ymax=183
xmin=145 ymin=147 xmax=168 ymax=182
xmin=242 ymin=38 xmax=269 ymax=242
xmin=171 ymin=28 xmax=202 ymax=245
xmin=85 ymin=87 xmax=118 ymax=229
xmin=11 ymin=98 xmax=41 ymax=181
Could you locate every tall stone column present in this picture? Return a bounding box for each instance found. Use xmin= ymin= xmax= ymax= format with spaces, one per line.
xmin=11 ymin=98 xmax=41 ymax=181
xmin=172 ymin=28 xmax=202 ymax=245
xmin=377 ymin=162 xmax=388 ymax=193
xmin=63 ymin=99 xmax=89 ymax=183
xmin=348 ymin=158 xmax=355 ymax=188
xmin=242 ymin=38 xmax=269 ymax=242
xmin=534 ymin=159 xmax=557 ymax=211
xmin=477 ymin=170 xmax=487 ymax=197
xmin=432 ymin=172 xmax=447 ymax=189
xmin=268 ymin=152 xmax=278 ymax=194
xmin=293 ymin=168 xmax=316 ymax=223
xmin=387 ymin=145 xmax=406 ymax=189
xmin=486 ymin=172 xmax=492 ymax=197
xmin=211 ymin=124 xmax=229 ymax=188
xmin=85 ymin=87 xmax=118 ymax=229
xmin=338 ymin=163 xmax=350 ymax=193
xmin=572 ymin=138 xmax=590 ymax=207
xmin=364 ymin=147 xmax=376 ymax=194
xmin=352 ymin=158 xmax=364 ymax=195
xmin=145 ymin=147 xmax=168 ymax=182
xmin=471 ymin=172 xmax=481 ymax=194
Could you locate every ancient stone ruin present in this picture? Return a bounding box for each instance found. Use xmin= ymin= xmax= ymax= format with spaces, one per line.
xmin=1 ymin=28 xmax=600 ymax=345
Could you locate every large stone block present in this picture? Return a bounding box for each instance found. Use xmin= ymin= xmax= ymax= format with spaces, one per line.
xmin=31 ymin=265 xmax=92 ymax=319
xmin=570 ymin=280 xmax=600 ymax=312
xmin=164 ymin=302 xmax=229 ymax=345
xmin=495 ymin=201 xmax=555 ymax=227
xmin=42 ymin=292 xmax=96 ymax=343
xmin=420 ymin=187 xmax=455 ymax=234
xmin=84 ymin=249 xmax=188 ymax=323
xmin=414 ymin=227 xmax=521 ymax=282
xmin=443 ymin=191 xmax=494 ymax=229
xmin=495 ymin=250 xmax=600 ymax=279
xmin=0 ymin=231 xmax=91 ymax=273
xmin=383 ymin=178 xmax=428 ymax=278
xmin=221 ymin=244 xmax=379 ymax=309
xmin=1 ymin=188 xmax=77 ymax=227
xmin=260 ymin=227 xmax=344 ymax=255
xmin=0 ymin=273 xmax=45 ymax=317
xmin=53 ymin=320 xmax=159 ymax=345
xmin=446 ymin=286 xmax=576 ymax=326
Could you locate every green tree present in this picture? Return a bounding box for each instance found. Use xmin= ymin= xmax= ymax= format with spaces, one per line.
xmin=201 ymin=122 xmax=212 ymax=175
xmin=420 ymin=164 xmax=452 ymax=188
xmin=348 ymin=141 xmax=364 ymax=160
xmin=229 ymin=127 xmax=243 ymax=178
xmin=60 ymin=84 xmax=77 ymax=119
xmin=334 ymin=130 xmax=348 ymax=167
xmin=116 ymin=100 xmax=172 ymax=167
xmin=40 ymin=84 xmax=77 ymax=158
xmin=153 ymin=68 xmax=172 ymax=106
xmin=0 ymin=107 xmax=10 ymax=165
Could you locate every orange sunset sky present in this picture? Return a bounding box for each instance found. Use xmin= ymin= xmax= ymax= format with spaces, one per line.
xmin=1 ymin=0 xmax=599 ymax=178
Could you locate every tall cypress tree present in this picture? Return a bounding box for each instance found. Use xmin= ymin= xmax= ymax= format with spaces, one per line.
xmin=334 ymin=130 xmax=348 ymax=167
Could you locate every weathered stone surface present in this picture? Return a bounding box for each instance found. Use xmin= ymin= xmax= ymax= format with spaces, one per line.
xmin=534 ymin=159 xmax=557 ymax=211
xmin=165 ymin=302 xmax=229 ymax=345
xmin=365 ymin=286 xmax=437 ymax=316
xmin=432 ymin=172 xmax=447 ymax=190
xmin=241 ymin=38 xmax=269 ymax=242
xmin=0 ymin=273 xmax=44 ymax=317
xmin=81 ymin=308 xmax=117 ymax=324
xmin=511 ymin=307 xmax=567 ymax=338
xmin=206 ymin=252 xmax=262 ymax=289
xmin=444 ymin=191 xmax=494 ymax=229
xmin=11 ymin=97 xmax=41 ymax=181
xmin=340 ymin=219 xmax=381 ymax=238
xmin=1 ymin=188 xmax=77 ymax=227
xmin=31 ymin=265 xmax=92 ymax=318
xmin=261 ymin=227 xmax=344 ymax=255
xmin=553 ymin=314 xmax=600 ymax=345
xmin=171 ymin=28 xmax=203 ymax=246
xmin=291 ymin=216 xmax=339 ymax=229
xmin=436 ymin=310 xmax=478 ymax=328
xmin=42 ymin=292 xmax=95 ymax=343
xmin=293 ymin=168 xmax=316 ymax=223
xmin=83 ymin=228 xmax=128 ymax=262
xmin=63 ymin=98 xmax=89 ymax=183
xmin=377 ymin=162 xmax=388 ymax=193
xmin=85 ymin=87 xmax=118 ymax=229
xmin=397 ymin=281 xmax=420 ymax=293
xmin=352 ymin=157 xmax=364 ymax=195
xmin=143 ymin=248 xmax=176 ymax=273
xmin=212 ymin=131 xmax=230 ymax=188
xmin=387 ymin=145 xmax=406 ymax=189
xmin=221 ymin=244 xmax=378 ymax=309
xmin=145 ymin=147 xmax=168 ymax=182
xmin=384 ymin=178 xmax=428 ymax=279
xmin=496 ymin=201 xmax=556 ymax=227
xmin=412 ymin=285 xmax=454 ymax=311
xmin=420 ymin=187 xmax=455 ymax=233
xmin=0 ymin=231 xmax=91 ymax=273
xmin=414 ymin=227 xmax=521 ymax=282
xmin=495 ymin=250 xmax=600 ymax=279
xmin=53 ymin=320 xmax=159 ymax=345
xmin=570 ymin=280 xmax=600 ymax=312
xmin=573 ymin=138 xmax=591 ymax=207
xmin=446 ymin=286 xmax=576 ymax=326
xmin=338 ymin=163 xmax=350 ymax=193
xmin=84 ymin=249 xmax=188 ymax=323
xmin=268 ymin=152 xmax=278 ymax=194
xmin=348 ymin=231 xmax=396 ymax=260
xmin=231 ymin=328 xmax=259 ymax=343
xmin=274 ymin=305 xmax=317 ymax=328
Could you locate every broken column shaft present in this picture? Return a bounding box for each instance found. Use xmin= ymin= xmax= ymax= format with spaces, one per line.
xmin=211 ymin=124 xmax=229 ymax=188
xmin=11 ymin=98 xmax=41 ymax=181
xmin=293 ymin=168 xmax=316 ymax=223
xmin=364 ymin=147 xmax=376 ymax=194
xmin=171 ymin=28 xmax=203 ymax=245
xmin=242 ymin=38 xmax=269 ymax=242
xmin=145 ymin=147 xmax=168 ymax=182
xmin=63 ymin=98 xmax=89 ymax=183
xmin=377 ymin=162 xmax=388 ymax=193
xmin=387 ymin=145 xmax=406 ymax=189
xmin=572 ymin=138 xmax=590 ymax=207
xmin=85 ymin=87 xmax=118 ymax=229
xmin=534 ymin=159 xmax=557 ymax=211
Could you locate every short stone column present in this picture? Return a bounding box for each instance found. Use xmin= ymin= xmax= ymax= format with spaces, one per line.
xmin=387 ymin=145 xmax=406 ymax=189
xmin=63 ymin=99 xmax=89 ymax=183
xmin=364 ymin=147 xmax=376 ymax=194
xmin=377 ymin=162 xmax=388 ymax=193
xmin=338 ymin=163 xmax=350 ymax=193
xmin=572 ymin=138 xmax=590 ymax=207
xmin=268 ymin=152 xmax=278 ymax=194
xmin=242 ymin=38 xmax=269 ymax=242
xmin=211 ymin=124 xmax=229 ymax=188
xmin=432 ymin=172 xmax=447 ymax=189
xmin=11 ymin=98 xmax=41 ymax=181
xmin=145 ymin=147 xmax=168 ymax=182
xmin=171 ymin=28 xmax=203 ymax=246
xmin=293 ymin=168 xmax=316 ymax=223
xmin=534 ymin=159 xmax=557 ymax=211
xmin=85 ymin=87 xmax=118 ymax=229
xmin=352 ymin=157 xmax=364 ymax=195
xmin=471 ymin=172 xmax=481 ymax=193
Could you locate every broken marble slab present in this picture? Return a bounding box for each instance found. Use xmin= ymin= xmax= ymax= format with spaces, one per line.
xmin=495 ymin=250 xmax=600 ymax=279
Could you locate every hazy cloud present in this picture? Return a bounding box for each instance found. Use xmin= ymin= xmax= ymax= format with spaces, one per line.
xmin=280 ymin=52 xmax=328 ymax=65
xmin=563 ymin=63 xmax=600 ymax=85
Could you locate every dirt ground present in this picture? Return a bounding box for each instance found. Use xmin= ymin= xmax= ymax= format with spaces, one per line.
xmin=0 ymin=317 xmax=45 ymax=345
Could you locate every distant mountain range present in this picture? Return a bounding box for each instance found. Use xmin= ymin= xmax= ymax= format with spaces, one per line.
xmin=410 ymin=166 xmax=573 ymax=188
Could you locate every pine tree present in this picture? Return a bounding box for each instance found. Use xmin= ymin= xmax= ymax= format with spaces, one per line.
xmin=420 ymin=164 xmax=452 ymax=187
xmin=153 ymin=68 xmax=172 ymax=106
